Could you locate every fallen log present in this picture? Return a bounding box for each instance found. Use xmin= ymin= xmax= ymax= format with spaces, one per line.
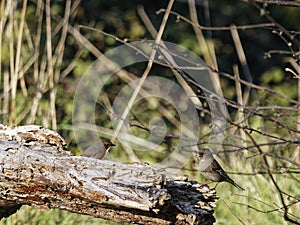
xmin=0 ymin=124 xmax=217 ymax=224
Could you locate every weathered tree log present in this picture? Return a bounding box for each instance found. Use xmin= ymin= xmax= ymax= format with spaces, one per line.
xmin=0 ymin=124 xmax=217 ymax=224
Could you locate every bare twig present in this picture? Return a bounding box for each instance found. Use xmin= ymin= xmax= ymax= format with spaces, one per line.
xmin=247 ymin=0 xmax=300 ymax=7
xmin=157 ymin=9 xmax=275 ymax=31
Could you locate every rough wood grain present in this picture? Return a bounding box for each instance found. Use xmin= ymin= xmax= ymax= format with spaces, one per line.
xmin=0 ymin=124 xmax=217 ymax=224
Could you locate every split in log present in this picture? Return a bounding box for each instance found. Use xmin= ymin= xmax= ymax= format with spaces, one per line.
xmin=0 ymin=124 xmax=217 ymax=225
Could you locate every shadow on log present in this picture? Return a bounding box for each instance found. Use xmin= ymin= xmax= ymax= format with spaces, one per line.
xmin=0 ymin=124 xmax=217 ymax=225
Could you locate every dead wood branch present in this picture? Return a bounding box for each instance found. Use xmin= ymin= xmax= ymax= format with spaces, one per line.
xmin=0 ymin=124 xmax=217 ymax=224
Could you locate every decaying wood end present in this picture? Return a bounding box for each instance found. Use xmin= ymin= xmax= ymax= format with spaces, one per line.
xmin=0 ymin=124 xmax=217 ymax=225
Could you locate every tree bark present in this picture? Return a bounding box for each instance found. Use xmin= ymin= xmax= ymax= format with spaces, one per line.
xmin=0 ymin=124 xmax=217 ymax=225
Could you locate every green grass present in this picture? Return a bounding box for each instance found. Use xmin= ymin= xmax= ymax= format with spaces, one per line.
xmin=212 ymin=174 xmax=300 ymax=225
xmin=0 ymin=206 xmax=128 ymax=225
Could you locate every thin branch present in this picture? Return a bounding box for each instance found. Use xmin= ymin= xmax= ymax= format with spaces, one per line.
xmin=112 ymin=0 xmax=174 ymax=144
xmin=248 ymin=0 xmax=300 ymax=7
xmin=157 ymin=9 xmax=275 ymax=30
